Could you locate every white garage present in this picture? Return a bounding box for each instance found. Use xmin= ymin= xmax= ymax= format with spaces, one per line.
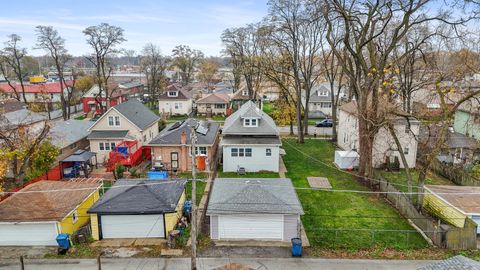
xmin=218 ymin=214 xmax=283 ymax=240
xmin=100 ymin=215 xmax=165 ymax=239
xmin=0 ymin=222 xmax=59 ymax=246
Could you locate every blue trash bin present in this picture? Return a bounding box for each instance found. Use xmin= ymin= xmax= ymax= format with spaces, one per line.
xmin=56 ymin=234 xmax=70 ymax=249
xmin=291 ymin=237 xmax=302 ymax=257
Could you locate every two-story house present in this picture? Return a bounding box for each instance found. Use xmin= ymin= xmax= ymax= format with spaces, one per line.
xmin=454 ymin=100 xmax=480 ymax=140
xmin=222 ymin=100 xmax=281 ymax=172
xmin=87 ymin=99 xmax=160 ymax=163
xmin=158 ymin=84 xmax=193 ymax=116
xmin=337 ymin=101 xmax=420 ymax=168
xmin=82 ymin=81 xmax=143 ymax=115
xmin=307 ymin=83 xmax=345 ymax=118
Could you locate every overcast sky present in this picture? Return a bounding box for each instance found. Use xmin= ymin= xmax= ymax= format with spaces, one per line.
xmin=0 ymin=0 xmax=268 ymax=57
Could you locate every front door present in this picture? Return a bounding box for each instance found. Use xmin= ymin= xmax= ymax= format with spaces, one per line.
xmin=171 ymin=152 xmax=179 ymax=171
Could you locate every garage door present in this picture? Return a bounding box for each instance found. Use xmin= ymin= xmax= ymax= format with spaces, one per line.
xmin=472 ymin=216 xmax=480 ymax=234
xmin=0 ymin=223 xmax=58 ymax=246
xmin=218 ymin=214 xmax=283 ymax=240
xmin=101 ymin=215 xmax=165 ymax=239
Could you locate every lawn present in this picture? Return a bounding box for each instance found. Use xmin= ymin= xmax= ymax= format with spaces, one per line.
xmin=282 ymin=138 xmax=428 ymax=250
xmin=377 ymin=169 xmax=453 ymax=194
xmin=262 ymin=101 xmax=275 ymax=116
xmin=178 ymin=172 xmax=208 ymax=206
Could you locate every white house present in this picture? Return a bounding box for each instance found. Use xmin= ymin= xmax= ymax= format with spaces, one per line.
xmin=222 ymin=100 xmax=281 ymax=172
xmin=337 ymin=101 xmax=419 ymax=168
xmin=158 ymin=84 xmax=193 ymax=116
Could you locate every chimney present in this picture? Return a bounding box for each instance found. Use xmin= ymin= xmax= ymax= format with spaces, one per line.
xmin=180 ymin=131 xmax=187 ymax=145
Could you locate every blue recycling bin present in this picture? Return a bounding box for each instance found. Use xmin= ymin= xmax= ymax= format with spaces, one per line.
xmin=184 ymin=200 xmax=192 ymax=214
xmin=56 ymin=234 xmax=70 ymax=249
xmin=291 ymin=237 xmax=302 ymax=257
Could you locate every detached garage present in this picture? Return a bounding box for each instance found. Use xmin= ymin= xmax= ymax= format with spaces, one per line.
xmin=207 ymin=178 xmax=304 ymax=241
xmin=88 ymin=179 xmax=186 ymax=240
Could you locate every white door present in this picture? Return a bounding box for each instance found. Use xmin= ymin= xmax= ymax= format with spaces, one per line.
xmin=472 ymin=216 xmax=480 ymax=234
xmin=0 ymin=223 xmax=58 ymax=246
xmin=100 ymin=215 xmax=165 ymax=239
xmin=218 ymin=214 xmax=283 ymax=240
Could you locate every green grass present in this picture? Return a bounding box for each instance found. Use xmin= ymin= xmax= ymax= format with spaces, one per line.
xmin=217 ymin=166 xmax=280 ymax=178
xmin=377 ymin=169 xmax=453 ymax=194
xmin=178 ymin=172 xmax=208 ymax=206
xmin=262 ymin=101 xmax=275 ymax=116
xmin=74 ymin=115 xmax=86 ymax=120
xmin=282 ymin=139 xmax=428 ymax=250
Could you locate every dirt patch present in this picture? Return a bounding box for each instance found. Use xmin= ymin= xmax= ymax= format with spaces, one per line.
xmin=0 ymin=246 xmax=57 ymax=259
xmin=102 ymin=247 xmax=142 ymax=258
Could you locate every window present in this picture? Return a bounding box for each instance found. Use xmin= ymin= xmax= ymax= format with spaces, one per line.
xmin=167 ymin=91 xmax=178 ymax=97
xmin=111 ymin=142 xmax=116 ymax=150
xmin=105 ymin=143 xmax=111 ymax=151
xmin=243 ymin=118 xmax=258 ymax=127
xmin=404 ymin=147 xmax=409 ymax=155
xmin=108 ymin=116 xmax=114 ymax=126
xmin=215 ymin=104 xmax=226 ymax=109
xmin=244 ymin=118 xmax=250 ymax=126
xmin=72 ymin=210 xmax=78 ymax=224
xmin=174 ymin=103 xmax=182 ymax=109
xmin=196 ymin=147 xmax=207 ymax=156
xmin=115 ymin=116 xmax=120 ymax=126
xmin=231 ymin=148 xmax=238 ymax=157
xmin=251 ymin=119 xmax=257 ymax=126
xmin=245 ymin=148 xmax=252 ymax=157
xmin=238 ymin=148 xmax=245 ymax=157
xmin=143 ymin=135 xmax=147 ymax=142
xmin=321 ymin=102 xmax=332 ymax=108
xmin=99 ymin=142 xmax=105 ymax=151
xmin=242 ymin=90 xmax=248 ymax=96
xmin=266 ymin=148 xmax=272 ymax=156
xmin=50 ymin=93 xmax=54 ymax=99
xmin=317 ymin=91 xmax=328 ymax=97
xmin=405 ymin=124 xmax=410 ymax=134
xmin=108 ymin=116 xmax=120 ymax=126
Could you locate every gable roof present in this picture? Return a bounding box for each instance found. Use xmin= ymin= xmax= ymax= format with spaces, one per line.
xmin=309 ymin=84 xmax=331 ymax=102
xmin=148 ymin=118 xmax=220 ymax=146
xmin=207 ymin=178 xmax=304 ymax=215
xmin=196 ymin=93 xmax=230 ymax=104
xmin=222 ymin=100 xmax=279 ymax=136
xmin=416 ymin=255 xmax=480 ymax=270
xmin=0 ymin=108 xmax=47 ymax=128
xmin=231 ymin=85 xmax=261 ymax=101
xmin=0 ymin=180 xmax=101 ymax=222
xmin=87 ymin=179 xmax=186 ymax=214
xmin=158 ymin=84 xmax=192 ymax=101
xmin=49 ymin=120 xmax=94 ymax=149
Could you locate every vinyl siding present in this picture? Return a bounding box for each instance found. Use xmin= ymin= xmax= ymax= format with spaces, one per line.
xmin=283 ymin=215 xmax=299 ymax=241
xmin=222 ymin=145 xmax=280 ymax=172
xmin=423 ymin=189 xmax=466 ymax=228
xmin=91 ymin=214 xmax=99 ymax=240
xmin=159 ymin=99 xmax=192 ymax=115
xmin=60 ymin=189 xmax=100 ymax=235
xmin=210 ymin=215 xmax=219 ymax=240
xmin=164 ymin=191 xmax=186 ymax=234
xmin=454 ymin=110 xmax=480 ymax=140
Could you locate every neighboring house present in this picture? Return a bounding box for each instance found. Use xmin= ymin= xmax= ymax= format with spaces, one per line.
xmin=158 ymin=84 xmax=193 ymax=116
xmin=49 ymin=119 xmax=94 ymax=161
xmin=207 ymin=178 xmax=304 ymax=241
xmin=222 ymin=100 xmax=281 ymax=172
xmin=0 ymin=180 xmax=101 ymax=246
xmin=453 ymin=100 xmax=480 ymax=140
xmin=307 ymin=83 xmax=345 ymax=118
xmin=82 ymin=81 xmax=143 ymax=115
xmin=87 ymin=99 xmax=159 ymax=163
xmin=0 ymin=98 xmax=25 ymax=113
xmin=196 ymin=93 xmax=230 ymax=116
xmin=148 ymin=118 xmax=220 ymax=172
xmin=0 ymin=108 xmax=47 ymax=133
xmin=423 ymin=185 xmax=480 ymax=234
xmin=337 ymin=101 xmax=420 ymax=168
xmin=417 ymin=255 xmax=480 ymax=270
xmin=0 ymin=81 xmax=74 ymax=103
xmin=88 ymin=179 xmax=186 ymax=240
xmin=230 ymin=85 xmax=261 ymax=110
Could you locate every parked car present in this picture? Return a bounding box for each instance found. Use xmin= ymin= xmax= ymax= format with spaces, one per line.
xmin=315 ymin=119 xmax=333 ymax=127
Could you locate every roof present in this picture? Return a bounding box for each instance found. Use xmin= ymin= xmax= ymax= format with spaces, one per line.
xmin=196 ymin=93 xmax=230 ymax=104
xmin=149 ymin=118 xmax=220 ymax=146
xmin=0 ymin=180 xmax=101 ymax=222
xmin=222 ymin=100 xmax=279 ymax=136
xmin=340 ymin=100 xmax=419 ymax=124
xmin=416 ymin=255 xmax=480 ymax=270
xmin=0 ymin=108 xmax=47 ymax=128
xmin=207 ymin=178 xmax=303 ymax=215
xmin=0 ymin=99 xmax=25 ymax=113
xmin=158 ymin=84 xmax=192 ymax=100
xmin=0 ymin=81 xmax=73 ymax=94
xmin=112 ymin=99 xmax=160 ymax=130
xmin=62 ymin=150 xmax=96 ymax=162
xmin=339 ymin=100 xmax=358 ymax=115
xmin=448 ymin=132 xmax=479 ymax=149
xmin=119 ymin=80 xmax=143 ymax=89
xmin=309 ymin=84 xmax=331 ymax=102
xmin=87 ymin=130 xmax=129 ymax=140
xmin=231 ymin=86 xmax=261 ymax=101
xmin=221 ymin=136 xmax=281 ymax=146
xmin=49 ymin=120 xmax=94 ymax=149
xmin=88 ymin=179 xmax=186 ymax=214
xmin=425 ymin=185 xmax=480 ymax=214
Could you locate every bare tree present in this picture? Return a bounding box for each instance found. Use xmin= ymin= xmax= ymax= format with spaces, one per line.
xmin=198 ymin=58 xmax=220 ymax=91
xmin=0 ymin=34 xmax=28 ymax=104
xmin=140 ymin=43 xmax=169 ymax=105
xmin=83 ymin=23 xmax=126 ymax=112
xmin=171 ymin=45 xmax=204 ymax=85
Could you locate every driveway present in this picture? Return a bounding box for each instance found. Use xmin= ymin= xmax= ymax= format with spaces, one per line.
xmin=0 ymin=257 xmax=437 ymax=270
xmin=278 ymin=125 xmax=332 ymax=136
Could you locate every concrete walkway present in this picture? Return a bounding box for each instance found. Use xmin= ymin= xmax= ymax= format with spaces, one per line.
xmin=279 ymin=156 xmax=287 ymax=178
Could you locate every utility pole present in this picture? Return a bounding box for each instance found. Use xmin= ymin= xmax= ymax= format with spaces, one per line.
xmin=190 ymin=125 xmax=197 ymax=270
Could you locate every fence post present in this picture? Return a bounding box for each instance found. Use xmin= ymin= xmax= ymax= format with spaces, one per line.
xmin=20 ymin=256 xmax=24 ymax=270
xmin=97 ymin=255 xmax=101 ymax=270
xmin=371 ymin=231 xmax=375 ymax=245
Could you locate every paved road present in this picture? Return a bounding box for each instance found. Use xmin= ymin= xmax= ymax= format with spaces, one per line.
xmin=278 ymin=125 xmax=333 ymax=136
xmin=0 ymin=257 xmax=436 ymax=270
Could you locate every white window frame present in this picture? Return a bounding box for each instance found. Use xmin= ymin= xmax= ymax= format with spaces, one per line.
xmin=105 ymin=142 xmax=111 ymax=151
xmin=242 ymin=90 xmax=248 ymax=96
xmin=243 ymin=118 xmax=259 ymax=127
xmin=245 ymin=148 xmax=252 ymax=157
xmin=195 ymin=146 xmax=207 ymax=156
xmin=231 ymin=148 xmax=238 ymax=157
xmin=115 ymin=116 xmax=120 ymax=126
xmin=108 ymin=116 xmax=114 ymax=126
xmin=168 ymin=91 xmax=178 ymax=97
xmin=111 ymin=142 xmax=116 ymax=150
xmin=99 ymin=142 xmax=105 ymax=151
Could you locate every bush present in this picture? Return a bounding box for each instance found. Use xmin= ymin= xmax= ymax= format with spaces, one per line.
xmin=472 ymin=164 xmax=480 ymax=178
xmin=115 ymin=164 xmax=125 ymax=179
xmin=129 ymin=168 xmax=138 ymax=178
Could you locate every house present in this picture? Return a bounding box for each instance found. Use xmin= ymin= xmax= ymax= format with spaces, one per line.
xmin=0 ymin=108 xmax=47 ymax=134
xmin=87 ymin=179 xmax=186 ymax=240
xmin=87 ymin=99 xmax=159 ymax=164
xmin=158 ymin=84 xmax=193 ymax=116
xmin=0 ymin=81 xmax=74 ymax=103
xmin=49 ymin=119 xmax=94 ymax=161
xmin=0 ymin=98 xmax=25 ymax=113
xmin=82 ymin=81 xmax=143 ymax=115
xmin=230 ymin=85 xmax=261 ymax=110
xmin=0 ymin=180 xmax=101 ymax=246
xmin=307 ymin=83 xmax=345 ymax=118
xmin=423 ymin=185 xmax=480 ymax=234
xmin=148 ymin=118 xmax=220 ymax=172
xmin=222 ymin=100 xmax=281 ymax=172
xmin=416 ymin=255 xmax=480 ymax=270
xmin=337 ymin=101 xmax=419 ymax=168
xmin=207 ymin=178 xmax=304 ymax=241
xmin=196 ymin=93 xmax=230 ymax=116
xmin=453 ymin=99 xmax=480 ymax=140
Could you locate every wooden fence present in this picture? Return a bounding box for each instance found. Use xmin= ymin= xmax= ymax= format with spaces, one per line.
xmin=430 ymin=160 xmax=480 ymax=186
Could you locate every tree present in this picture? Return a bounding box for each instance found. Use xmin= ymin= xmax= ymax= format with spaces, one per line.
xmin=198 ymin=58 xmax=219 ymax=90
xmin=75 ymin=75 xmax=95 ymax=93
xmin=140 ymin=43 xmax=169 ymax=105
xmin=171 ymin=45 xmax=204 ymax=85
xmin=83 ymin=23 xmax=126 ymax=112
xmin=36 ymin=25 xmax=73 ymax=120
xmin=0 ymin=34 xmax=28 ymax=103
xmin=26 ymin=141 xmax=60 ymax=181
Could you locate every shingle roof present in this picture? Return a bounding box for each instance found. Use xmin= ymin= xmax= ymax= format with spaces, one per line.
xmin=87 ymin=130 xmax=129 ymax=139
xmin=196 ymin=93 xmax=230 ymax=104
xmin=0 ymin=108 xmax=47 ymax=128
xmin=425 ymin=185 xmax=480 ymax=214
xmin=222 ymin=100 xmax=279 ymax=136
xmin=88 ymin=179 xmax=186 ymax=214
xmin=113 ymin=99 xmax=159 ymax=130
xmin=0 ymin=99 xmax=25 ymax=113
xmin=309 ymin=85 xmax=331 ymax=102
xmin=49 ymin=120 xmax=94 ymax=149
xmin=0 ymin=180 xmax=101 ymax=222
xmin=417 ymin=255 xmax=480 ymax=270
xmin=221 ymin=136 xmax=281 ymax=146
xmin=207 ymin=178 xmax=304 ymax=215
xmin=158 ymin=84 xmax=192 ymax=100
xmin=148 ymin=118 xmax=220 ymax=146
xmin=231 ymin=85 xmax=261 ymax=101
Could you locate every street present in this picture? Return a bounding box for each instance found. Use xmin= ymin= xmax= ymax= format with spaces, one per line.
xmin=278 ymin=125 xmax=333 ymax=136
xmin=0 ymin=257 xmax=436 ymax=270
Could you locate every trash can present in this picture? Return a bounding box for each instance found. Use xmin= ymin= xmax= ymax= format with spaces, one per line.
xmin=56 ymin=234 xmax=70 ymax=249
xmin=291 ymin=237 xmax=302 ymax=257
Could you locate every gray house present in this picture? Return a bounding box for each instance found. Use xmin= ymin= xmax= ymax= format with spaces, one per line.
xmin=221 ymin=100 xmax=281 ymax=172
xmin=207 ymin=178 xmax=304 ymax=241
xmin=307 ymin=82 xmax=345 ymax=118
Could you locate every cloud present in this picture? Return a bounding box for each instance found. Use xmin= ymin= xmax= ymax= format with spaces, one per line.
xmin=0 ymin=18 xmax=85 ymax=31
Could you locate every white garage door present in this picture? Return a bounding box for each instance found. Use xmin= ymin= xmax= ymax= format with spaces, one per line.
xmin=0 ymin=223 xmax=58 ymax=246
xmin=101 ymin=215 xmax=165 ymax=239
xmin=472 ymin=216 xmax=480 ymax=234
xmin=218 ymin=214 xmax=283 ymax=240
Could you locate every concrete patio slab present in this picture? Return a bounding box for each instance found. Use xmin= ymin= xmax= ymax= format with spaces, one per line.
xmin=160 ymin=249 xmax=183 ymax=256
xmin=307 ymin=176 xmax=332 ymax=189
xmin=91 ymin=239 xmax=135 ymax=247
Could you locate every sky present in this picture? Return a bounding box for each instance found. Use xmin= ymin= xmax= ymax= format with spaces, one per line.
xmin=0 ymin=0 xmax=269 ymax=57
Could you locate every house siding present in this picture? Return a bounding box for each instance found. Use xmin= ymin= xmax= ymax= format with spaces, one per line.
xmin=454 ymin=110 xmax=480 ymax=140
xmin=222 ymin=145 xmax=280 ymax=172
xmin=197 ymin=103 xmax=228 ymax=115
xmin=164 ymin=191 xmax=186 ymax=234
xmin=60 ymin=189 xmax=100 ymax=235
xmin=283 ymin=215 xmax=299 ymax=241
xmin=159 ymin=99 xmax=192 ymax=116
xmin=210 ymin=215 xmax=219 ymax=240
xmin=91 ymin=214 xmax=100 ymax=240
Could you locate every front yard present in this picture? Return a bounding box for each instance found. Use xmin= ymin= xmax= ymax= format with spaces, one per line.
xmin=282 ymin=139 xmax=428 ymax=250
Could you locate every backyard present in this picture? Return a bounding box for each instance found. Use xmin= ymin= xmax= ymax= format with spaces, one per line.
xmin=178 ymin=172 xmax=208 ymax=206
xmin=217 ymin=166 xmax=280 ymax=178
xmin=282 ymin=138 xmax=428 ymax=250
xmin=377 ymin=169 xmax=453 ymax=194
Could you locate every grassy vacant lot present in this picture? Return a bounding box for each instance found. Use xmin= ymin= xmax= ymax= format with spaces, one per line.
xmin=282 ymin=138 xmax=427 ymax=250
xmin=377 ymin=169 xmax=453 ymax=194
